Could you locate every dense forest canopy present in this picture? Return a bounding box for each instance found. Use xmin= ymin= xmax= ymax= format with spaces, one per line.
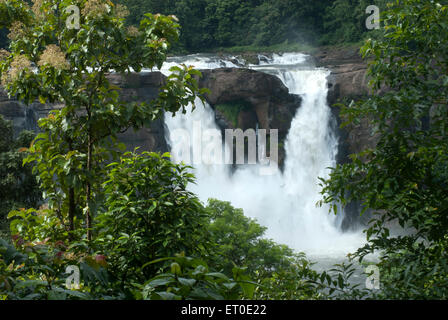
xmin=0 ymin=0 xmax=392 ymax=51
xmin=118 ymin=0 xmax=392 ymax=51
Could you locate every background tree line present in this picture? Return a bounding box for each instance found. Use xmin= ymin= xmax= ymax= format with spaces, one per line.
xmin=114 ymin=0 xmax=390 ymax=52
xmin=4 ymin=0 xmax=448 ymax=52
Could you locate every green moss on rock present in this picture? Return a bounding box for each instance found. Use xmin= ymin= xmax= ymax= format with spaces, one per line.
xmin=215 ymin=101 xmax=251 ymax=128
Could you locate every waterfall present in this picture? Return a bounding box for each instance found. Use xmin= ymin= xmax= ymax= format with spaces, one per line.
xmin=160 ymin=53 xmax=364 ymax=258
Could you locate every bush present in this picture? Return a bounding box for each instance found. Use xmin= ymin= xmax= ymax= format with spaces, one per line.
xmin=320 ymin=0 xmax=448 ymax=299
xmin=94 ymin=151 xmax=211 ymax=287
xmin=0 ymin=115 xmax=41 ymax=238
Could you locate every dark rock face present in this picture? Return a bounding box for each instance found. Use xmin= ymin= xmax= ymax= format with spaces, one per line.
xmin=1 ymin=58 xmax=374 ymax=169
xmin=313 ymin=46 xmax=378 ymax=231
xmin=315 ymin=46 xmax=370 ymax=106
xmin=107 ymin=72 xmax=168 ymax=153
xmin=0 ymin=87 xmax=49 ymax=135
xmin=198 ymin=68 xmax=302 ymax=168
xmin=0 ymin=72 xmax=168 ymax=153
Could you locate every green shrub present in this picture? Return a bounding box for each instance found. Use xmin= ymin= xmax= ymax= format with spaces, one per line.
xmin=94 ymin=151 xmax=211 ymax=286
xmin=0 ymin=115 xmax=41 ymax=238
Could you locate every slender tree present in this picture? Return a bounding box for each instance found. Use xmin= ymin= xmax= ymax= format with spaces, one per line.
xmin=0 ymin=0 xmax=207 ymax=241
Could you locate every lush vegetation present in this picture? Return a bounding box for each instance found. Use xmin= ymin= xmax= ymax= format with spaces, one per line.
xmin=320 ymin=0 xmax=448 ymax=299
xmin=1 ymin=0 xmax=448 ymax=301
xmin=117 ymin=0 xmax=393 ymax=53
xmin=0 ymin=0 xmax=212 ymax=299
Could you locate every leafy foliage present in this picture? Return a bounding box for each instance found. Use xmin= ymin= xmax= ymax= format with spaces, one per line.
xmin=117 ymin=0 xmax=428 ymax=52
xmin=95 ymin=151 xmax=210 ymax=286
xmin=203 ymin=200 xmax=374 ymax=300
xmin=321 ymin=0 xmax=388 ymax=44
xmin=137 ymin=255 xmax=250 ymax=300
xmin=205 ymin=199 xmax=297 ymax=277
xmin=0 ymin=115 xmax=41 ymax=238
xmin=0 ymin=237 xmax=117 ymax=300
xmin=214 ymin=101 xmax=250 ymax=128
xmin=321 ymin=0 xmax=448 ymax=299
xmin=0 ymin=0 xmax=229 ymax=301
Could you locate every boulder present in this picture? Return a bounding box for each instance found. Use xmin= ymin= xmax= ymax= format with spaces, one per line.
xmin=198 ymin=68 xmax=302 ymax=168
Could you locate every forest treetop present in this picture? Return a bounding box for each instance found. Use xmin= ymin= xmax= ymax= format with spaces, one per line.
xmin=0 ymin=0 xmax=394 ymax=52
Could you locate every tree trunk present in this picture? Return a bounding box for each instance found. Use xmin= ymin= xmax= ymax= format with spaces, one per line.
xmin=85 ymin=106 xmax=93 ymax=241
xmin=68 ymin=187 xmax=75 ymax=236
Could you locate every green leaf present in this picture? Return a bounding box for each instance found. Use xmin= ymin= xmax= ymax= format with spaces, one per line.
xmin=177 ymin=277 xmax=196 ymax=287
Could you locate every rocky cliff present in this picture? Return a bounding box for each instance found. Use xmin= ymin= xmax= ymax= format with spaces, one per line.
xmin=316 ymin=46 xmax=370 ymax=105
xmin=313 ymin=46 xmax=378 ymax=165
xmin=107 ymin=72 xmax=168 ymax=153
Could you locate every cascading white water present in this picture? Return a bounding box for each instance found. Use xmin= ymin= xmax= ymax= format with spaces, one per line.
xmin=160 ymin=53 xmax=364 ymax=258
